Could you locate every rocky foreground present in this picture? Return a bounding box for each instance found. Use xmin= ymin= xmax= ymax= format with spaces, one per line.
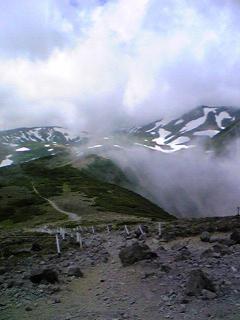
xmin=1 ymin=216 xmax=240 ymax=320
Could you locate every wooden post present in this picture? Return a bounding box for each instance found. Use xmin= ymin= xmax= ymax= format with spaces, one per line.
xmin=55 ymin=234 xmax=61 ymax=255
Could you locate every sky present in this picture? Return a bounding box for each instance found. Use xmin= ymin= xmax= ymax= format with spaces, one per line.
xmin=1 ymin=0 xmax=240 ymax=131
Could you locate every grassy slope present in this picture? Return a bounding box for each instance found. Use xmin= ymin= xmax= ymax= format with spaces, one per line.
xmin=0 ymin=156 xmax=173 ymax=229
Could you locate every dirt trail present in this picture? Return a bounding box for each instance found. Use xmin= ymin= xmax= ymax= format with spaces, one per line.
xmin=32 ymin=184 xmax=81 ymax=221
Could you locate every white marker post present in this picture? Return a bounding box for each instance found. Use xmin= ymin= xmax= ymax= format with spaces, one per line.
xmin=62 ymin=228 xmax=66 ymax=240
xmin=55 ymin=234 xmax=61 ymax=255
xmin=124 ymin=225 xmax=130 ymax=235
xmin=158 ymin=222 xmax=162 ymax=237
xmin=91 ymin=226 xmax=95 ymax=234
xmin=139 ymin=225 xmax=144 ymax=235
xmin=107 ymin=225 xmax=110 ymax=234
xmin=76 ymin=232 xmax=83 ymax=249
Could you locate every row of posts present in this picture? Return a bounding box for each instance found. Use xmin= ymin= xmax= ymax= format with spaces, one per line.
xmin=55 ymin=222 xmax=162 ymax=255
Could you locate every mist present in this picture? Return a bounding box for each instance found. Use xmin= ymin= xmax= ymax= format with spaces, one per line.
xmin=1 ymin=0 xmax=240 ymax=131
xmin=105 ymin=145 xmax=240 ymax=218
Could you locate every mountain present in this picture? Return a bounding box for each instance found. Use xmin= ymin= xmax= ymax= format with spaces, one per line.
xmin=1 ymin=105 xmax=240 ymax=169
xmin=210 ymin=118 xmax=240 ymax=153
xmin=0 ymin=126 xmax=88 ymax=168
xmin=129 ymin=106 xmax=240 ymax=153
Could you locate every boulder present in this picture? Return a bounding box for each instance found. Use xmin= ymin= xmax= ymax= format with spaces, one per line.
xmin=119 ymin=242 xmax=157 ymax=266
xmin=31 ymin=242 xmax=42 ymax=252
xmin=200 ymin=231 xmax=211 ymax=242
xmin=175 ymin=247 xmax=191 ymax=261
xmin=185 ymin=269 xmax=215 ymax=296
xmin=30 ymin=268 xmax=58 ymax=284
xmin=212 ymin=244 xmax=231 ymax=256
xmin=67 ymin=266 xmax=83 ymax=278
xmin=230 ymin=230 xmax=240 ymax=244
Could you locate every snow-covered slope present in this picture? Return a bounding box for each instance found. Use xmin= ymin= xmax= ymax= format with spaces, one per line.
xmin=130 ymin=106 xmax=240 ymax=153
xmin=0 ymin=126 xmax=87 ymax=167
xmin=1 ymin=106 xmax=240 ymax=168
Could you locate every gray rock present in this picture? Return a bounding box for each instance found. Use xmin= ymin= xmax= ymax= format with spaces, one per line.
xmin=67 ymin=266 xmax=83 ymax=278
xmin=30 ymin=268 xmax=58 ymax=284
xmin=185 ymin=269 xmax=216 ymax=296
xmin=119 ymin=242 xmax=157 ymax=266
xmin=200 ymin=231 xmax=211 ymax=242
xmin=230 ymin=230 xmax=240 ymax=244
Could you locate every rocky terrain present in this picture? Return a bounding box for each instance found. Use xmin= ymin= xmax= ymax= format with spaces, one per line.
xmin=1 ymin=216 xmax=240 ymax=320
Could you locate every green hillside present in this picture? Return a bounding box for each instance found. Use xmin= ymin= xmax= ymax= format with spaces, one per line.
xmin=0 ymin=155 xmax=174 ymax=230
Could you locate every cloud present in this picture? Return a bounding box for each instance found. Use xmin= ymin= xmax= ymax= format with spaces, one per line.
xmin=1 ymin=0 xmax=240 ymax=130
xmin=106 ymin=145 xmax=240 ymax=217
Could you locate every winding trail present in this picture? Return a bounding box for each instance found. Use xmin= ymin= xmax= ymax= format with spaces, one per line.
xmin=32 ymin=184 xmax=81 ymax=221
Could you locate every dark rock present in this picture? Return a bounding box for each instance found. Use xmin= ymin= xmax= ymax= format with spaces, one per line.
xmin=175 ymin=247 xmax=191 ymax=261
xmin=200 ymin=231 xmax=211 ymax=242
xmin=31 ymin=242 xmax=42 ymax=252
xmin=30 ymin=268 xmax=58 ymax=284
xmin=0 ymin=267 xmax=6 ymax=275
xmin=185 ymin=269 xmax=215 ymax=296
xmin=119 ymin=242 xmax=157 ymax=266
xmin=25 ymin=306 xmax=32 ymax=312
xmin=67 ymin=266 xmax=83 ymax=278
xmin=212 ymin=244 xmax=231 ymax=256
xmin=201 ymin=248 xmax=214 ymax=259
xmin=201 ymin=289 xmax=217 ymax=300
xmin=161 ymin=264 xmax=171 ymax=273
xmin=230 ymin=230 xmax=240 ymax=244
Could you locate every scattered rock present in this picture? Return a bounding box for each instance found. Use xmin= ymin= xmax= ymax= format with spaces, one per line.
xmin=230 ymin=230 xmax=240 ymax=244
xmin=67 ymin=266 xmax=83 ymax=278
xmin=185 ymin=269 xmax=216 ymax=296
xmin=31 ymin=242 xmax=42 ymax=252
xmin=30 ymin=268 xmax=58 ymax=284
xmin=200 ymin=231 xmax=211 ymax=242
xmin=25 ymin=306 xmax=32 ymax=312
xmin=212 ymin=244 xmax=231 ymax=256
xmin=175 ymin=247 xmax=191 ymax=261
xmin=201 ymin=289 xmax=217 ymax=300
xmin=119 ymin=242 xmax=157 ymax=266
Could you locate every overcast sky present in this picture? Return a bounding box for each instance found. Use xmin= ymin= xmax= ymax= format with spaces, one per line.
xmin=1 ymin=0 xmax=240 ymax=131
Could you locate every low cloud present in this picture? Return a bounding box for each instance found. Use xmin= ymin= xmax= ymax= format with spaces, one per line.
xmin=106 ymin=145 xmax=240 ymax=217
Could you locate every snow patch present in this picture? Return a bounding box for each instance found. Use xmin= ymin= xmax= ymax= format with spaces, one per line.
xmin=215 ymin=112 xmax=233 ymax=129
xmin=16 ymin=147 xmax=30 ymax=152
xmin=88 ymin=145 xmax=103 ymax=149
xmin=194 ymin=130 xmax=219 ymax=138
xmin=0 ymin=155 xmax=13 ymax=167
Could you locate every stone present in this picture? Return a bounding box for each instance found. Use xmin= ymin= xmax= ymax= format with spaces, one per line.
xmin=212 ymin=244 xmax=231 ymax=256
xmin=30 ymin=268 xmax=58 ymax=284
xmin=175 ymin=247 xmax=191 ymax=261
xmin=119 ymin=242 xmax=157 ymax=266
xmin=230 ymin=230 xmax=240 ymax=244
xmin=25 ymin=306 xmax=32 ymax=312
xmin=0 ymin=267 xmax=6 ymax=275
xmin=201 ymin=289 xmax=217 ymax=300
xmin=185 ymin=269 xmax=216 ymax=296
xmin=31 ymin=242 xmax=42 ymax=252
xmin=200 ymin=231 xmax=211 ymax=242
xmin=67 ymin=266 xmax=83 ymax=278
